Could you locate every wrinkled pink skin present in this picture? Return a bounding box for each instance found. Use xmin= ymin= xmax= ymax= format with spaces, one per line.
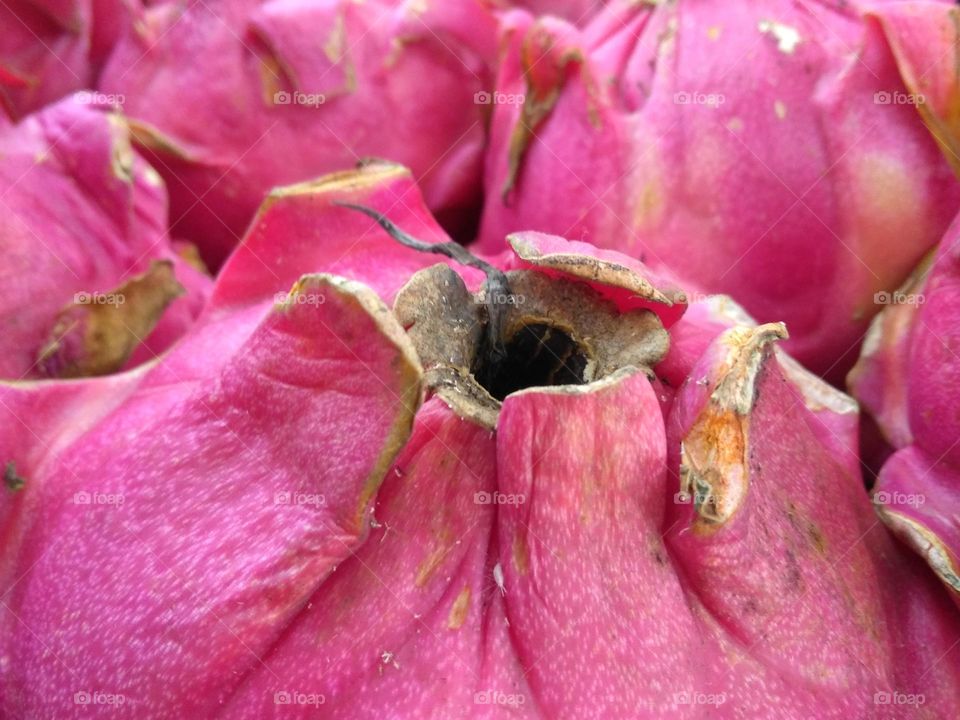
xmin=97 ymin=0 xmax=498 ymax=267
xmin=2 ymin=166 xmax=958 ymax=718
xmin=0 ymin=96 xmax=210 ymax=379
xmin=850 ymin=211 xmax=960 ymax=600
xmin=0 ymin=0 xmax=131 ymax=119
xmin=477 ymin=0 xmax=960 ymax=379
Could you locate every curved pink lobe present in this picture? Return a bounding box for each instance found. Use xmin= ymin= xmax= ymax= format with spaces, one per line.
xmin=218 ymin=398 xmax=533 ymax=718
xmin=664 ymin=330 xmax=960 ymax=717
xmin=494 ymin=372 xmax=717 ymax=718
xmin=0 ymin=98 xmax=210 ymax=379
xmin=866 ymin=1 xmax=960 ymax=174
xmin=213 ymin=164 xmax=484 ymax=312
xmin=905 ymin=230 xmax=960 ymax=467
xmin=506 ymin=231 xmax=687 ymax=326
xmin=847 ymin=292 xmax=922 ymax=451
xmin=876 ymin=447 xmax=960 ymax=592
xmin=854 ymin=211 xmax=960 ymax=598
xmin=0 ymin=277 xmax=421 ymax=718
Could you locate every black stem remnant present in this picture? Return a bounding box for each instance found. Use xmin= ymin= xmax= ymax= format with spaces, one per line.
xmin=335 ymin=202 xmax=512 ymax=386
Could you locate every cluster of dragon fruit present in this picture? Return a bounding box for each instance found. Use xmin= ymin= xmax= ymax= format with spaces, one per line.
xmin=2 ymin=0 xmax=959 ymax=718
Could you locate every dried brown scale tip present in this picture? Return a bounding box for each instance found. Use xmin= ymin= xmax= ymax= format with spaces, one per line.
xmin=4 ymin=461 xmax=26 ymax=492
xmin=338 ymin=204 xmax=670 ymax=428
xmin=395 ymin=266 xmax=668 ymax=429
xmin=36 ymin=260 xmax=186 ymax=378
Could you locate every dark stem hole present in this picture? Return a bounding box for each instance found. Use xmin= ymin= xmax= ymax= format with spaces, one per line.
xmin=474 ymin=323 xmax=589 ymax=401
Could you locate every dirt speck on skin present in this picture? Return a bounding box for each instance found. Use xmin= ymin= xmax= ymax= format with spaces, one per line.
xmin=448 ymin=586 xmax=471 ymax=629
xmin=785 ymin=500 xmax=828 ymax=555
xmin=784 ymin=548 xmax=805 ymax=593
xmin=4 ymin=461 xmax=25 ymax=492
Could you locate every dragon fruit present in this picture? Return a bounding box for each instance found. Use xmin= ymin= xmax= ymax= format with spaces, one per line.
xmin=96 ymin=0 xmax=499 ymax=266
xmin=3 ymin=164 xmax=958 ymax=718
xmin=476 ymin=0 xmax=960 ymax=379
xmin=849 ymin=209 xmax=960 ymax=601
xmin=0 ymin=0 xmax=130 ymax=119
xmin=0 ymin=96 xmax=210 ymax=379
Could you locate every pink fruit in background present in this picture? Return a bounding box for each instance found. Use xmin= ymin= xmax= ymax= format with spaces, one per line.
xmin=3 ymin=164 xmax=958 ymax=719
xmin=849 ymin=209 xmax=960 ymax=601
xmin=867 ymin=1 xmax=960 ymax=178
xmin=0 ymin=0 xmax=131 ymax=119
xmin=506 ymin=0 xmax=607 ymax=24
xmin=477 ymin=0 xmax=960 ymax=379
xmin=0 ymin=96 xmax=210 ymax=379
xmin=97 ymin=0 xmax=500 ymax=267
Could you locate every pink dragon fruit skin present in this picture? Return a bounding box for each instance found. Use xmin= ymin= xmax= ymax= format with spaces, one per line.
xmin=506 ymin=0 xmax=608 ymax=24
xmin=2 ymin=164 xmax=958 ymax=719
xmin=0 ymin=0 xmax=131 ymax=119
xmin=0 ymin=96 xmax=211 ymax=379
xmin=477 ymin=0 xmax=960 ymax=379
xmin=850 ymin=210 xmax=960 ymax=600
xmin=865 ymin=1 xmax=960 ymax=178
xmin=96 ymin=0 xmax=499 ymax=267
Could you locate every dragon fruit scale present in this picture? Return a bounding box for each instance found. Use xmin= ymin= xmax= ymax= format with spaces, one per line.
xmin=0 ymin=0 xmax=132 ymax=119
xmin=0 ymin=96 xmax=211 ymax=380
xmin=850 ymin=208 xmax=960 ymax=603
xmin=96 ymin=0 xmax=501 ymax=267
xmin=477 ymin=0 xmax=960 ymax=380
xmin=2 ymin=164 xmax=958 ymax=719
